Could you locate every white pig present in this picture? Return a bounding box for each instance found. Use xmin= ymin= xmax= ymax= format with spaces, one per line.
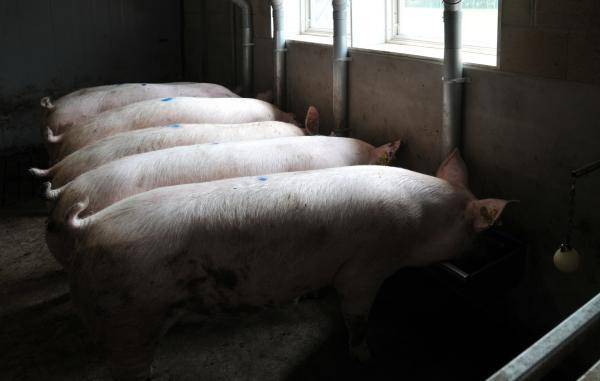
xmin=45 ymin=136 xmax=402 ymax=268
xmin=65 ymin=150 xmax=511 ymax=380
xmin=47 ymin=97 xmax=296 ymax=161
xmin=41 ymin=82 xmax=238 ymax=134
xmin=30 ymin=107 xmax=319 ymax=188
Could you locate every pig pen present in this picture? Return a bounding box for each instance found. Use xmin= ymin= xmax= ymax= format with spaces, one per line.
xmin=2 ymin=149 xmax=568 ymax=381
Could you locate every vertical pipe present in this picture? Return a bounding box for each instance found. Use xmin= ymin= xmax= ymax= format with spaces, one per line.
xmin=332 ymin=0 xmax=349 ymax=137
xmin=442 ymin=0 xmax=464 ymax=158
xmin=231 ymin=0 xmax=254 ymax=97
xmin=271 ymin=0 xmax=286 ymax=109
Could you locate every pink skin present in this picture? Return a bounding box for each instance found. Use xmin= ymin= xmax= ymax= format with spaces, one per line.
xmin=47 ymin=97 xmax=297 ymax=162
xmin=65 ymin=150 xmax=510 ymax=380
xmin=30 ymin=106 xmax=319 ymax=188
xmin=41 ymin=82 xmax=238 ymax=135
xmin=45 ymin=135 xmax=401 ymax=268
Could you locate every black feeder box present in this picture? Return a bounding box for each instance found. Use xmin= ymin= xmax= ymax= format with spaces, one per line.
xmin=436 ymin=229 xmax=527 ymax=295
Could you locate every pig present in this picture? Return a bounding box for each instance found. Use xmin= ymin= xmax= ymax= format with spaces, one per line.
xmin=41 ymin=82 xmax=238 ymax=135
xmin=47 ymin=97 xmax=297 ymax=162
xmin=30 ymin=107 xmax=320 ymax=188
xmin=45 ymin=136 xmax=402 ymax=268
xmin=65 ymin=150 xmax=511 ymax=380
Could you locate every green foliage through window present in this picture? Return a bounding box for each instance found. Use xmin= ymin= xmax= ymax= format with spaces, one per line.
xmin=405 ymin=0 xmax=498 ymax=9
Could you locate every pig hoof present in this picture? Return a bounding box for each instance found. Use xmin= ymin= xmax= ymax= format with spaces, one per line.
xmin=349 ymin=342 xmax=372 ymax=363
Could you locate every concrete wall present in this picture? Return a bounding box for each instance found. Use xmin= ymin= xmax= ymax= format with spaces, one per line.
xmin=278 ymin=1 xmax=600 ymax=345
xmin=0 ymin=0 xmax=182 ymax=152
xmin=183 ymin=0 xmax=238 ymax=87
xmin=182 ymin=0 xmax=273 ymax=94
xmin=501 ymin=0 xmax=600 ymax=84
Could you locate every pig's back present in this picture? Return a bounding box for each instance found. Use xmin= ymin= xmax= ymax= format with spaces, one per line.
xmin=83 ymin=166 xmax=451 ymax=237
xmin=56 ymin=97 xmax=292 ymax=159
xmin=60 ymin=136 xmax=374 ymax=217
xmin=48 ymin=83 xmax=238 ymax=130
xmin=52 ymin=122 xmax=304 ymax=187
xmin=81 ymin=83 xmax=238 ymax=114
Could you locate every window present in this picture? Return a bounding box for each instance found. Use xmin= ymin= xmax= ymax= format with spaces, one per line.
xmin=299 ymin=0 xmax=351 ymax=37
xmin=304 ymin=0 xmax=334 ymax=35
xmin=285 ymin=0 xmax=499 ymax=66
xmin=389 ymin=0 xmax=498 ymax=56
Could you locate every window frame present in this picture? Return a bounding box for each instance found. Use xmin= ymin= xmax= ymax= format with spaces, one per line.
xmin=385 ymin=0 xmax=499 ymax=57
xmin=301 ymin=0 xmax=335 ymax=37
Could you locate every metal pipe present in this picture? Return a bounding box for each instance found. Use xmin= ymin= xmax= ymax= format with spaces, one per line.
xmin=578 ymin=358 xmax=600 ymax=381
xmin=271 ymin=0 xmax=286 ymax=109
xmin=487 ymin=292 xmax=600 ymax=381
xmin=441 ymin=0 xmax=464 ymax=158
xmin=332 ymin=0 xmax=350 ymax=136
xmin=231 ymin=0 xmax=254 ymax=97
xmin=572 ymin=159 xmax=600 ymax=178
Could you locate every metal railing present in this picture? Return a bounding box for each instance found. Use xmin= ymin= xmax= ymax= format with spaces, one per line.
xmin=487 ymin=292 xmax=600 ymax=381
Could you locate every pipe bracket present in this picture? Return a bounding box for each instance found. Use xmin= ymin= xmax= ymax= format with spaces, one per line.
xmin=335 ymin=57 xmax=352 ymax=62
xmin=274 ymin=48 xmax=288 ymax=53
xmin=443 ymin=77 xmax=470 ymax=84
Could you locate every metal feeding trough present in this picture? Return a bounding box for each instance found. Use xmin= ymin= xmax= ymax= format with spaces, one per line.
xmin=436 ymin=229 xmax=527 ymax=293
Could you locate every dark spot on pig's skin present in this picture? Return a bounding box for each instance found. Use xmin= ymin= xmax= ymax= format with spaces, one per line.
xmin=161 ymin=97 xmax=174 ymax=102
xmin=258 ymin=176 xmax=268 ymax=182
xmin=206 ymin=268 xmax=238 ymax=290
xmin=166 ymin=251 xmax=187 ymax=267
xmin=215 ymin=303 xmax=260 ymax=314
xmin=313 ymin=226 xmax=330 ymax=245
xmin=185 ymin=277 xmax=207 ymax=292
xmin=169 ymin=300 xmax=188 ymax=310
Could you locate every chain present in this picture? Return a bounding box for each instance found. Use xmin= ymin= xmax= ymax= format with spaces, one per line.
xmin=560 ymin=158 xmax=600 ymax=251
xmin=565 ymin=176 xmax=577 ymax=248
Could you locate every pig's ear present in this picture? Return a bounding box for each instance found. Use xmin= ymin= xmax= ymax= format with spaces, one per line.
xmin=304 ymin=106 xmax=320 ymax=135
xmin=468 ymin=199 xmax=512 ymax=232
xmin=370 ymin=140 xmax=402 ymax=165
xmin=436 ymin=148 xmax=468 ymax=188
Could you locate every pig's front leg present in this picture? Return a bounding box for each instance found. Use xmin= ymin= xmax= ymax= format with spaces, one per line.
xmin=334 ymin=256 xmax=395 ymax=363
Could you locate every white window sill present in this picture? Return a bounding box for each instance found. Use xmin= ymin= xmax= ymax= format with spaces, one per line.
xmin=287 ymin=33 xmax=333 ymax=45
xmin=369 ymin=43 xmax=498 ymax=67
xmin=286 ymin=35 xmax=497 ymax=67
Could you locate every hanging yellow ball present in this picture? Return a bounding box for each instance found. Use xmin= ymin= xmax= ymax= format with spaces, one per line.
xmin=553 ymin=246 xmax=580 ymax=273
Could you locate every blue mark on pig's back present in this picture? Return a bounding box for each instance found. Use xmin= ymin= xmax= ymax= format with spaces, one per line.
xmin=257 ymin=176 xmax=268 ymax=182
xmin=161 ymin=97 xmax=174 ymax=102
